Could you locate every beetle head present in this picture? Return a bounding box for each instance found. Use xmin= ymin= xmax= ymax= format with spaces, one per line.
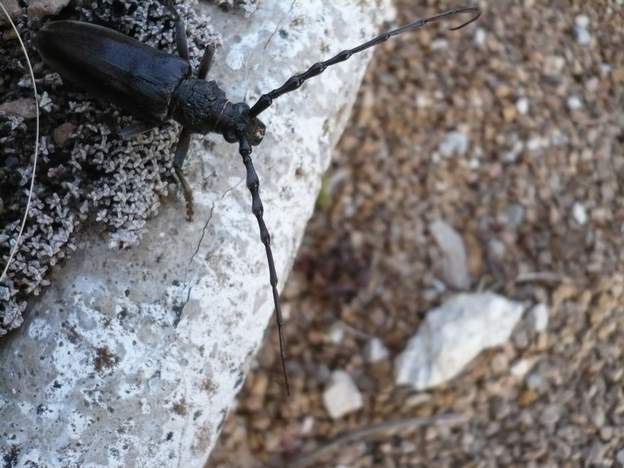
xmin=223 ymin=102 xmax=266 ymax=146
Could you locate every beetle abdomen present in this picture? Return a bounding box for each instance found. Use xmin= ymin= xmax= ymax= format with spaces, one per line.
xmin=37 ymin=21 xmax=192 ymax=122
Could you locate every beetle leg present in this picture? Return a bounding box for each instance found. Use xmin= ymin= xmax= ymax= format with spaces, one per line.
xmin=118 ymin=121 xmax=156 ymax=139
xmin=197 ymin=44 xmax=216 ymax=80
xmin=174 ymin=127 xmax=194 ymax=220
xmin=160 ymin=0 xmax=189 ymax=60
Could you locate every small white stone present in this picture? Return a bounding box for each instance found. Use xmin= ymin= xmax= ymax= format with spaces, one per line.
xmin=322 ymin=371 xmax=363 ymax=419
xmin=503 ymin=140 xmax=524 ymax=163
xmin=567 ymin=96 xmax=583 ymax=110
xmin=529 ymin=303 xmax=549 ymax=332
xmin=438 ymin=131 xmax=469 ymax=158
xmin=429 ymin=220 xmax=470 ymax=289
xmin=575 ymin=14 xmax=590 ymax=28
xmin=488 ymin=239 xmax=506 ymax=260
xmin=300 ymin=416 xmax=315 ymax=435
xmin=573 ymin=202 xmax=588 ymax=225
xmin=505 ymin=204 xmax=525 ymax=228
xmin=326 ymin=322 xmax=345 ymax=344
xmin=515 ymin=98 xmax=529 ymax=115
xmin=395 ymin=293 xmax=525 ymax=390
xmin=364 ymin=337 xmax=389 ymax=363
xmin=527 ymin=137 xmax=542 ymax=151
xmin=543 ymin=55 xmax=565 ymax=76
xmin=511 ymin=358 xmax=537 ymax=379
xmin=431 ymin=39 xmax=448 ymax=50
xmin=405 ymin=393 xmax=431 ymax=407
xmin=474 ymin=28 xmax=486 ymax=47
xmin=574 ymin=26 xmax=591 ymax=45
xmin=526 ymin=371 xmax=544 ymax=390
xmin=616 ymin=448 xmax=624 ymax=466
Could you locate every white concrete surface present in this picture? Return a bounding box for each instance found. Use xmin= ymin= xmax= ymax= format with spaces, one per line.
xmin=0 ymin=0 xmax=393 ymax=466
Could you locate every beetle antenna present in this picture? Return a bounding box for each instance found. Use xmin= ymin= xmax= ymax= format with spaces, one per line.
xmin=239 ymin=137 xmax=290 ymax=396
xmin=250 ymin=6 xmax=480 ymax=117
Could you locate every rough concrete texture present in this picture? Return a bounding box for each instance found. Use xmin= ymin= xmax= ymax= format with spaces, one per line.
xmin=0 ymin=0 xmax=392 ymax=466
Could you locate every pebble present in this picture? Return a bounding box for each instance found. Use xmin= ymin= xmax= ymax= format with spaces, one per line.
xmin=322 ymin=370 xmax=363 ymax=419
xmin=474 ymin=28 xmax=486 ymax=47
xmin=567 ymin=96 xmax=583 ymax=110
xmin=543 ymin=55 xmax=565 ymax=76
xmin=300 ymin=416 xmax=315 ymax=435
xmin=438 ymin=130 xmax=469 ymax=157
xmin=326 ymin=322 xmax=345 ymax=344
xmin=431 ymin=39 xmax=448 ymax=50
xmin=395 ymin=293 xmax=525 ymax=390
xmin=429 ymin=219 xmax=471 ymax=289
xmin=510 ymin=358 xmax=537 ymax=379
xmin=502 ymin=140 xmax=524 ymax=163
xmin=573 ymin=202 xmax=588 ymax=225
xmin=488 ymin=239 xmax=506 ymax=260
xmin=364 ymin=337 xmax=389 ymax=363
xmin=573 ymin=15 xmax=591 ymax=45
xmin=529 ymin=303 xmax=549 ymax=332
xmin=515 ymin=97 xmax=529 ymax=115
xmin=526 ymin=371 xmax=544 ymax=390
xmin=405 ymin=393 xmax=431 ymax=407
xmin=505 ymin=204 xmax=525 ymax=228
xmin=540 ymin=404 xmax=563 ymax=426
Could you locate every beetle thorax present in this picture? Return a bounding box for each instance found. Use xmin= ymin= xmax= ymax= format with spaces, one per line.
xmin=171 ymin=79 xmax=265 ymax=145
xmin=171 ymin=79 xmax=229 ymax=134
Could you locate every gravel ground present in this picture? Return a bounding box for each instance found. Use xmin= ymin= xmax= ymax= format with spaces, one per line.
xmin=210 ymin=0 xmax=624 ymax=466
xmin=209 ymin=0 xmax=624 ymax=465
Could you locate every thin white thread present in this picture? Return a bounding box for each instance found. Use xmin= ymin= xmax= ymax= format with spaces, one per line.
xmin=0 ymin=3 xmax=40 ymax=285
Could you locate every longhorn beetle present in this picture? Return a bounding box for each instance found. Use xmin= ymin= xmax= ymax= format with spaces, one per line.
xmin=36 ymin=2 xmax=481 ymax=394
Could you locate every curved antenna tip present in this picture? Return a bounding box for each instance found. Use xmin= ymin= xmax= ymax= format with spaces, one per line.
xmin=449 ymin=7 xmax=482 ymax=31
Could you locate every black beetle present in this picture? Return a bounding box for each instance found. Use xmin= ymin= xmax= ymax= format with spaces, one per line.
xmin=35 ymin=1 xmax=480 ymax=394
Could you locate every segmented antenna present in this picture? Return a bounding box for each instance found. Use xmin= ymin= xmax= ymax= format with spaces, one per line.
xmin=239 ymin=137 xmax=290 ymax=395
xmin=250 ymin=6 xmax=481 ymax=118
xmin=244 ymin=6 xmax=480 ymax=394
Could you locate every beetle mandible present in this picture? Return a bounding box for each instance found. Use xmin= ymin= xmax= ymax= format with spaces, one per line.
xmin=36 ymin=1 xmax=481 ymax=394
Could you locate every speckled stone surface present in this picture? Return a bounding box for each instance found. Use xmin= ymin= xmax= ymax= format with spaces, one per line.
xmin=0 ymin=1 xmax=391 ymax=466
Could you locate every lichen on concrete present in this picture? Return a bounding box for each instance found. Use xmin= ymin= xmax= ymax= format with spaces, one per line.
xmin=0 ymin=0 xmax=218 ymax=336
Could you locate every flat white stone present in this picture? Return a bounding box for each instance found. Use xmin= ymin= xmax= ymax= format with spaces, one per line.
xmin=395 ymin=292 xmax=525 ymax=390
xmin=322 ymin=370 xmax=364 ymax=419
xmin=429 ymin=219 xmax=471 ymax=289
